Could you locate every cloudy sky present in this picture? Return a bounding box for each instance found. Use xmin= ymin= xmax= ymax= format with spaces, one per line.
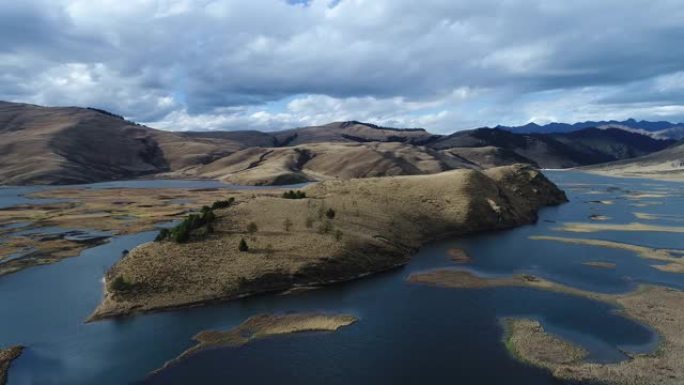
xmin=2 ymin=0 xmax=683 ymax=133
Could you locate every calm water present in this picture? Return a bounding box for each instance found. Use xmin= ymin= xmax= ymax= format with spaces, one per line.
xmin=1 ymin=172 xmax=683 ymax=385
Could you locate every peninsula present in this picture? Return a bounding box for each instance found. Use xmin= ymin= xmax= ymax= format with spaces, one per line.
xmin=89 ymin=164 xmax=567 ymax=320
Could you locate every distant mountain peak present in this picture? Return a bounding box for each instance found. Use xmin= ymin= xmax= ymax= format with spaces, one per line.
xmin=498 ymin=118 xmax=684 ymax=139
xmin=338 ymin=120 xmax=427 ymax=132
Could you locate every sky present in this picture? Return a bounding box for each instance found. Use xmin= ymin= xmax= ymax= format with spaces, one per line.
xmin=1 ymin=0 xmax=684 ymax=133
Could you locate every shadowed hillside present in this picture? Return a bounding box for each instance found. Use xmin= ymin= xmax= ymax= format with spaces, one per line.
xmin=0 ymin=102 xmax=238 ymax=184
xmin=0 ymin=101 xmax=674 ymax=185
xmin=431 ymin=127 xmax=674 ymax=169
xmin=586 ymin=140 xmax=684 ymax=180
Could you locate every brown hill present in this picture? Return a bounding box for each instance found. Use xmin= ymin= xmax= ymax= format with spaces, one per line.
xmin=168 ymin=141 xmax=476 ymax=185
xmin=0 ymin=100 xmax=674 ymax=185
xmin=0 ymin=101 xmax=238 ymax=184
xmin=432 ymin=127 xmax=675 ymax=169
xmin=585 ymin=140 xmax=684 ymax=180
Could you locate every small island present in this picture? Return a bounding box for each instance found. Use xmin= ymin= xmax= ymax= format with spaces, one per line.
xmin=153 ymin=313 xmax=357 ymax=374
xmin=407 ymin=269 xmax=684 ymax=385
xmin=582 ymin=261 xmax=617 ymax=269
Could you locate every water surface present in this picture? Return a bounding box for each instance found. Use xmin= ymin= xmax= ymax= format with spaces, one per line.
xmin=1 ymin=172 xmax=682 ymax=385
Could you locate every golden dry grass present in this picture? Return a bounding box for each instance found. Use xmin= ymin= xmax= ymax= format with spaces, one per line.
xmin=0 ymin=187 xmax=253 ymax=276
xmin=172 ymin=142 xmax=464 ymax=186
xmin=152 ymin=313 xmax=356 ymax=374
xmin=555 ymin=222 xmax=684 ymax=234
xmin=89 ymin=165 xmax=566 ymax=320
xmin=503 ymin=319 xmax=587 ymax=367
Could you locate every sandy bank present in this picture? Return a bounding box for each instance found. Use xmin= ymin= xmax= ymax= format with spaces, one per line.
xmin=582 ymin=261 xmax=617 ymax=269
xmin=585 ymin=169 xmax=684 ymax=182
xmin=448 ymin=248 xmax=472 ymax=263
xmin=0 ymin=346 xmax=23 ymax=385
xmin=530 ymin=235 xmax=684 ymax=274
xmin=89 ymin=165 xmax=566 ymax=320
xmin=555 ymin=222 xmax=684 ymax=234
xmin=502 ymin=318 xmax=587 ymax=367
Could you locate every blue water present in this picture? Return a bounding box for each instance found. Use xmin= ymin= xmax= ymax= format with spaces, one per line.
xmin=1 ymin=172 xmax=682 ymax=385
xmin=0 ymin=180 xmax=310 ymax=209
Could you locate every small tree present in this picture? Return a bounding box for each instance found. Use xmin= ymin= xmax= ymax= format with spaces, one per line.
xmin=172 ymin=222 xmax=191 ymax=243
xmin=155 ymin=228 xmax=170 ymax=242
xmin=110 ymin=275 xmax=132 ymax=293
xmin=283 ymin=218 xmax=293 ymax=232
xmin=326 ymin=208 xmax=336 ymax=219
xmin=238 ymin=238 xmax=249 ymax=252
xmin=317 ymin=220 xmax=333 ymax=234
xmin=211 ymin=197 xmax=235 ymax=209
xmin=247 ymin=222 xmax=258 ymax=235
xmin=305 ymin=217 xmax=314 ymax=229
xmin=282 ymin=190 xmax=307 ymax=199
xmin=334 ymin=229 xmax=343 ymax=241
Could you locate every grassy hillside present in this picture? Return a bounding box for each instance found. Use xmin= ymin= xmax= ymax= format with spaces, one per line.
xmin=89 ymin=164 xmax=567 ymax=320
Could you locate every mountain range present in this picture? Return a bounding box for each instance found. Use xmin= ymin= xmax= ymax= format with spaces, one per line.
xmin=0 ymin=101 xmax=680 ymax=185
xmin=497 ymin=119 xmax=684 ymax=139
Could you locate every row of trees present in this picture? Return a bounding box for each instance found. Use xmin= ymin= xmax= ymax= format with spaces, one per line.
xmin=282 ymin=190 xmax=306 ymax=199
xmin=156 ymin=198 xmax=237 ymax=243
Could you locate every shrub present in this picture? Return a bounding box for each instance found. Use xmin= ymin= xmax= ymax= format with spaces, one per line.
xmin=247 ymin=222 xmax=258 ymax=235
xmin=155 ymin=228 xmax=170 ymax=242
xmin=211 ymin=197 xmax=235 ymax=209
xmin=305 ymin=217 xmax=314 ymax=228
xmin=317 ymin=220 xmax=333 ymax=234
xmin=172 ymin=222 xmax=191 ymax=243
xmin=201 ymin=209 xmax=216 ymax=224
xmin=283 ymin=218 xmax=293 ymax=232
xmin=109 ymin=275 xmax=133 ymax=293
xmin=239 ymin=238 xmax=249 ymax=252
xmin=156 ymin=207 xmax=218 ymax=243
xmin=282 ymin=190 xmax=306 ymax=199
xmin=326 ymin=208 xmax=336 ymax=219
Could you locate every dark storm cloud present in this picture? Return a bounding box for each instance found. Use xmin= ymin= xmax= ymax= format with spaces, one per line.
xmin=1 ymin=0 xmax=683 ymax=131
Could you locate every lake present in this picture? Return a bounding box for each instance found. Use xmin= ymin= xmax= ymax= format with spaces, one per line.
xmin=1 ymin=172 xmax=682 ymax=385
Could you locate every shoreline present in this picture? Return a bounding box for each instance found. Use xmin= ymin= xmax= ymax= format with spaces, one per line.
xmin=87 ymin=259 xmax=408 ymax=322
xmin=0 ymin=346 xmax=23 ymax=385
xmin=581 ymin=169 xmax=684 ymax=182
xmin=407 ymin=269 xmax=684 ymax=385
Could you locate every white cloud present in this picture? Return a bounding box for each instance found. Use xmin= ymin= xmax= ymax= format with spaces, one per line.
xmin=0 ymin=0 xmax=683 ymax=131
